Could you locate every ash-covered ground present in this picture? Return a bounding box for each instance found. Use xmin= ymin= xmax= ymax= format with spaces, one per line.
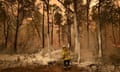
xmin=0 ymin=49 xmax=120 ymax=72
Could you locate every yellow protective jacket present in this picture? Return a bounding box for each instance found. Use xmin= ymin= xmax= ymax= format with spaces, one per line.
xmin=62 ymin=50 xmax=70 ymax=60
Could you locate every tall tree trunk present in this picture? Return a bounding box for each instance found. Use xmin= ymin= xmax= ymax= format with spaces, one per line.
xmin=3 ymin=14 xmax=6 ymax=48
xmin=87 ymin=0 xmax=90 ymax=53
xmin=98 ymin=0 xmax=102 ymax=62
xmin=73 ymin=0 xmax=81 ymax=64
xmin=47 ymin=0 xmax=50 ymax=34
xmin=33 ymin=15 xmax=41 ymax=38
xmin=42 ymin=2 xmax=45 ymax=48
xmin=46 ymin=0 xmax=51 ymax=57
xmin=111 ymin=9 xmax=116 ymax=45
xmin=67 ymin=6 xmax=71 ymax=48
xmin=5 ymin=19 xmax=10 ymax=48
xmin=51 ymin=8 xmax=54 ymax=45
xmin=116 ymin=0 xmax=120 ymax=43
xmin=67 ymin=23 xmax=71 ymax=48
xmin=118 ymin=0 xmax=120 ymax=43
xmin=118 ymin=14 xmax=120 ymax=43
xmin=58 ymin=22 xmax=61 ymax=46
xmin=14 ymin=18 xmax=19 ymax=52
xmin=105 ymin=23 xmax=107 ymax=51
xmin=112 ymin=23 xmax=116 ymax=44
xmin=61 ymin=26 xmax=65 ymax=44
xmin=4 ymin=19 xmax=9 ymax=48
xmin=14 ymin=0 xmax=20 ymax=52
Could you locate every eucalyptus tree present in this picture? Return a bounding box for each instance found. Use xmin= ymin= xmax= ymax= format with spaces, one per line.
xmin=50 ymin=4 xmax=62 ymax=46
xmin=54 ymin=11 xmax=62 ymax=45
xmin=0 ymin=0 xmax=16 ymax=49
xmin=41 ymin=0 xmax=50 ymax=49
xmin=93 ymin=0 xmax=119 ymax=44
xmin=42 ymin=1 xmax=45 ymax=48
xmin=41 ymin=0 xmax=52 ymax=48
xmin=57 ymin=0 xmax=73 ymax=48
xmin=86 ymin=0 xmax=91 ymax=55
xmin=30 ymin=1 xmax=44 ymax=49
xmin=72 ymin=0 xmax=81 ymax=64
xmin=97 ymin=0 xmax=102 ymax=62
xmin=41 ymin=0 xmax=51 ymax=57
xmin=92 ymin=0 xmax=111 ymax=62
xmin=92 ymin=0 xmax=120 ymax=63
xmin=0 ymin=1 xmax=6 ymax=48
xmin=0 ymin=1 xmax=6 ymax=47
xmin=14 ymin=0 xmax=22 ymax=52
xmin=13 ymin=0 xmax=36 ymax=52
xmin=57 ymin=0 xmax=83 ymax=64
xmin=0 ymin=0 xmax=43 ymax=52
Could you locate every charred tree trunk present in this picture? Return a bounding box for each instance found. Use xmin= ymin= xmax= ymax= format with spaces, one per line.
xmin=73 ymin=0 xmax=81 ymax=64
xmin=3 ymin=14 xmax=9 ymax=48
xmin=98 ymin=0 xmax=102 ymax=61
xmin=51 ymin=9 xmax=54 ymax=45
xmin=111 ymin=8 xmax=116 ymax=46
xmin=3 ymin=12 xmax=6 ymax=48
xmin=87 ymin=0 xmax=90 ymax=52
xmin=61 ymin=26 xmax=65 ymax=44
xmin=14 ymin=0 xmax=24 ymax=52
xmin=67 ymin=23 xmax=71 ymax=48
xmin=5 ymin=19 xmax=10 ymax=48
xmin=118 ymin=11 xmax=120 ymax=43
xmin=42 ymin=2 xmax=45 ymax=48
xmin=46 ymin=0 xmax=51 ymax=57
xmin=112 ymin=22 xmax=116 ymax=45
xmin=67 ymin=6 xmax=71 ymax=48
xmin=58 ymin=23 xmax=61 ymax=46
xmin=47 ymin=0 xmax=50 ymax=35
xmin=14 ymin=1 xmax=19 ymax=52
xmin=14 ymin=21 xmax=19 ymax=52
xmin=105 ymin=23 xmax=107 ymax=51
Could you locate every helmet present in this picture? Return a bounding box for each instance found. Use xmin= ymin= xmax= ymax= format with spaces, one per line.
xmin=62 ymin=45 xmax=66 ymax=48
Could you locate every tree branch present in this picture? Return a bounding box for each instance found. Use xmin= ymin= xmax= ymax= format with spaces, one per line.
xmin=57 ymin=0 xmax=74 ymax=13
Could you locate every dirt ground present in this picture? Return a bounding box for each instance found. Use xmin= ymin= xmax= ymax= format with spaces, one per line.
xmin=1 ymin=64 xmax=120 ymax=72
xmin=0 ymin=64 xmax=89 ymax=72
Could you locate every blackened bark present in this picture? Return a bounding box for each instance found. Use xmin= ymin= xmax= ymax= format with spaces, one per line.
xmin=58 ymin=23 xmax=61 ymax=46
xmin=97 ymin=0 xmax=102 ymax=59
xmin=112 ymin=22 xmax=116 ymax=44
xmin=14 ymin=0 xmax=20 ymax=52
xmin=5 ymin=19 xmax=10 ymax=48
xmin=51 ymin=11 xmax=53 ymax=45
xmin=118 ymin=14 xmax=120 ymax=43
xmin=14 ymin=18 xmax=19 ymax=52
xmin=73 ymin=0 xmax=81 ymax=63
xmin=3 ymin=13 xmax=9 ymax=48
xmin=86 ymin=0 xmax=89 ymax=30
xmin=42 ymin=3 xmax=45 ymax=48
xmin=67 ymin=6 xmax=71 ymax=48
xmin=47 ymin=0 xmax=50 ymax=34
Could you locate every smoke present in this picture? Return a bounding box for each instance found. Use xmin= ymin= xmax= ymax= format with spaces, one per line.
xmin=83 ymin=0 xmax=87 ymax=5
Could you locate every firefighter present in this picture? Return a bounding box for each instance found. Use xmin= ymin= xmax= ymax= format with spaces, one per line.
xmin=62 ymin=45 xmax=71 ymax=69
